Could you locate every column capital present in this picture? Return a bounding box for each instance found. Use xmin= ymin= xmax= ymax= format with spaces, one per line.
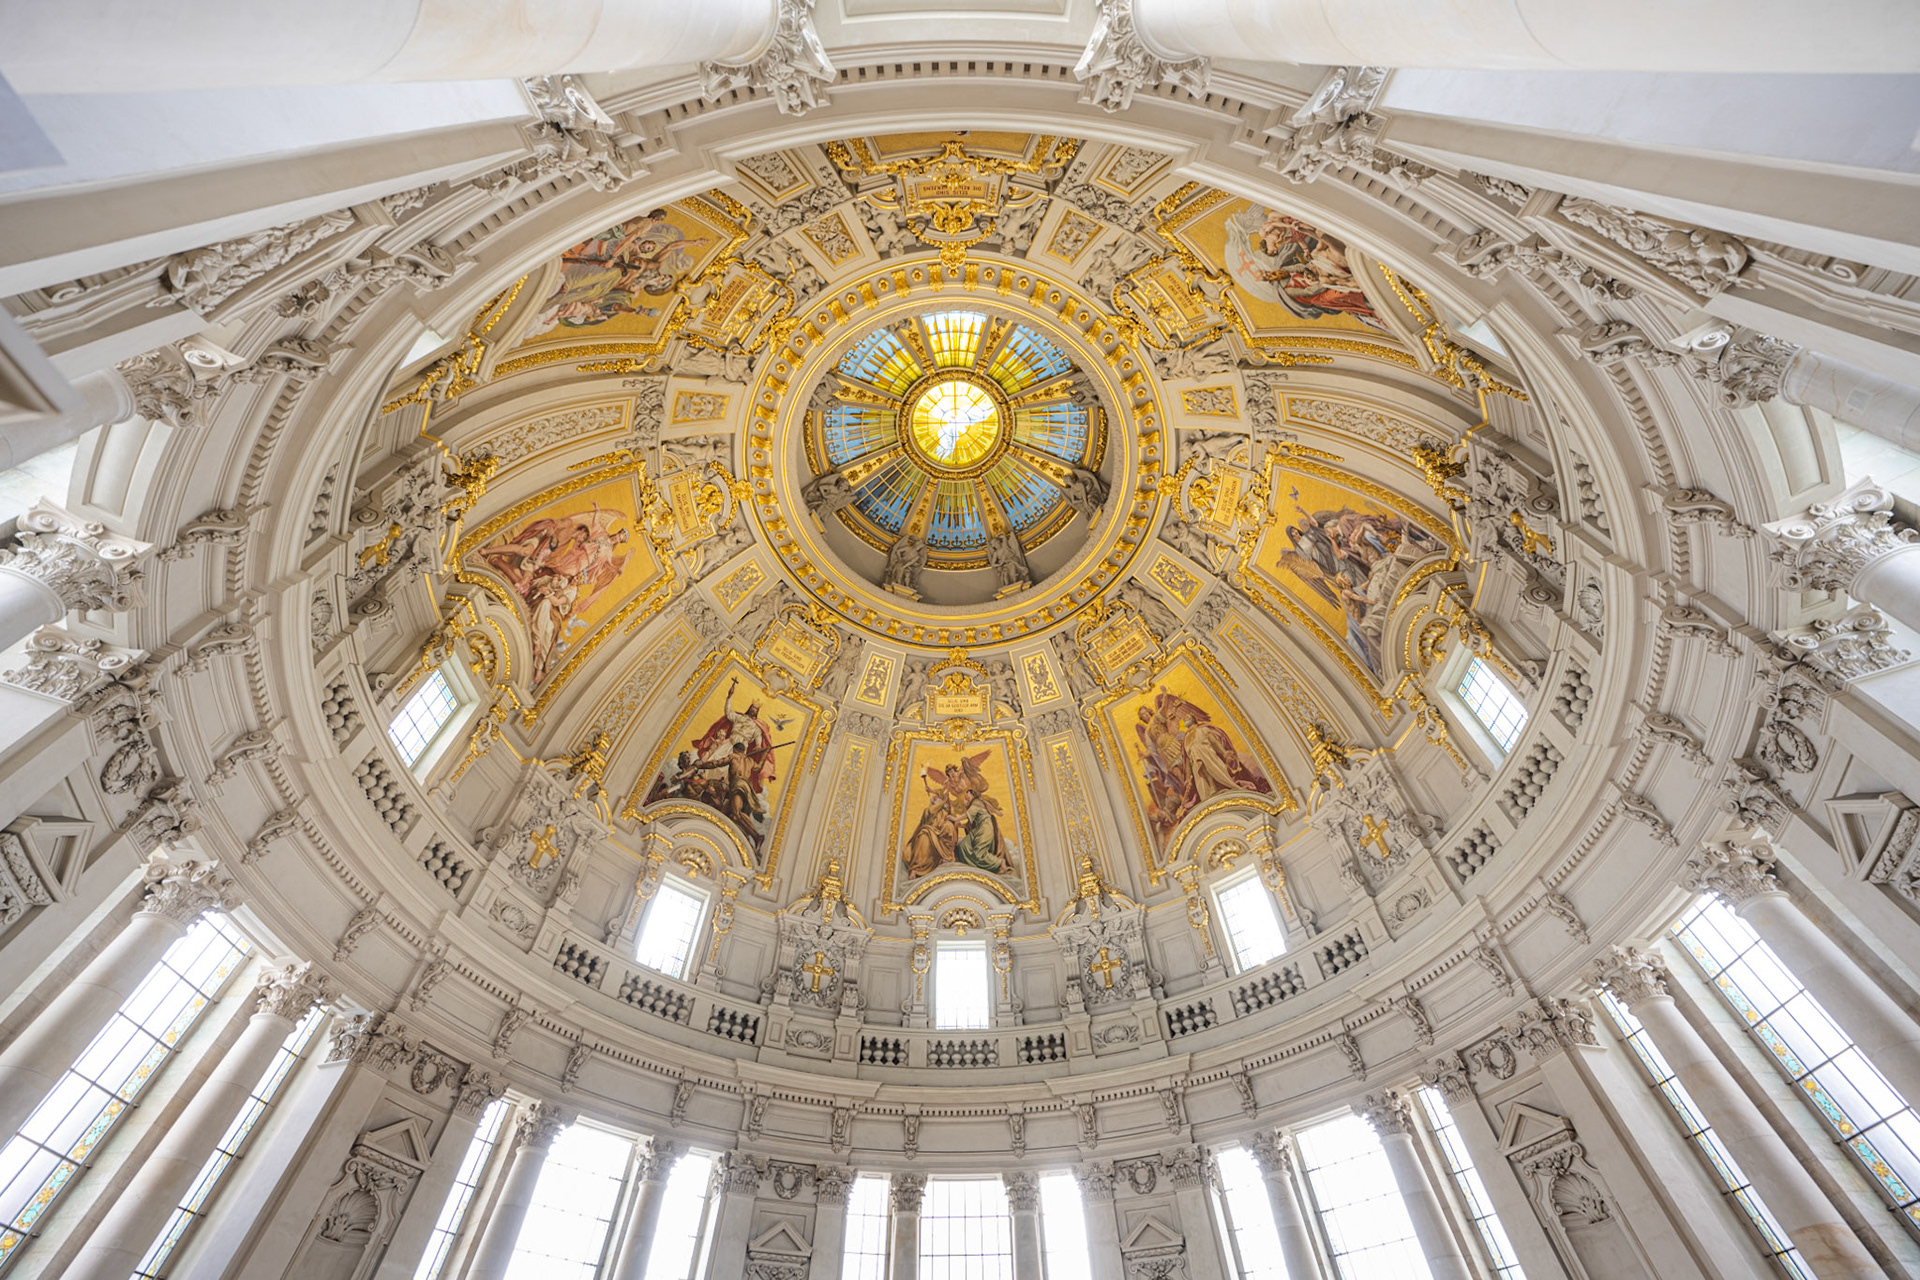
xmin=323 ymin=1010 xmax=418 ymax=1073
xmin=889 ymin=1171 xmax=928 ymax=1213
xmin=1690 ymin=327 xmax=1800 ymax=408
xmin=138 ymin=848 xmax=240 ymax=925
xmin=1246 ymin=1129 xmax=1296 ymax=1179
xmin=0 ymin=624 xmax=147 ymax=704
xmin=514 ymin=1100 xmax=570 ymax=1151
xmin=1004 ymin=1171 xmax=1040 ymax=1212
xmin=814 ymin=1163 xmax=854 ymax=1204
xmin=1765 ymin=478 xmax=1920 ymax=595
xmin=1502 ymin=997 xmax=1601 ymax=1062
xmin=1163 ymin=1144 xmax=1207 ymax=1190
xmin=699 ymin=0 xmax=836 ymax=118
xmin=1416 ymin=1050 xmax=1475 ymax=1103
xmin=1773 ymin=603 xmax=1910 ymax=690
xmin=1356 ymin=1090 xmax=1416 ymax=1138
xmin=1074 ymin=1160 xmax=1115 ymax=1202
xmin=454 ymin=1067 xmax=506 ymax=1118
xmin=641 ymin=1138 xmax=686 ymax=1183
xmin=1586 ymin=944 xmax=1671 ymax=1005
xmin=1683 ymin=833 xmax=1785 ymax=905
xmin=253 ymin=959 xmax=334 ymax=1022
xmin=0 ymin=500 xmax=152 ymax=614
xmin=1073 ymin=0 xmax=1209 ymax=113
xmin=720 ymin=1150 xmax=768 ymax=1194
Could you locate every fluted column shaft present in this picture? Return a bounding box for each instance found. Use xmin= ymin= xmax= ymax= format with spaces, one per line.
xmin=0 ymin=855 xmax=230 ymax=1143
xmin=1006 ymin=1172 xmax=1043 ymax=1280
xmin=1622 ymin=978 xmax=1879 ymax=1277
xmin=609 ymin=1140 xmax=683 ymax=1280
xmin=1690 ymin=839 xmax=1920 ymax=1116
xmin=1359 ymin=1093 xmax=1471 ymax=1280
xmin=1249 ymin=1135 xmax=1325 ymax=1280
xmin=808 ymin=1169 xmax=852 ymax=1280
xmin=890 ymin=1173 xmax=926 ymax=1279
xmin=1075 ymin=1164 xmax=1125 ymax=1280
xmin=65 ymin=962 xmax=330 ymax=1280
xmin=465 ymin=1103 xmax=568 ymax=1280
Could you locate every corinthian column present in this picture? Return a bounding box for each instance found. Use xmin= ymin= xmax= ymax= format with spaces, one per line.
xmin=1765 ymin=481 xmax=1920 ymax=633
xmin=1686 ymin=833 xmax=1920 ymax=1119
xmin=808 ymin=1166 xmax=853 ymax=1280
xmin=0 ymin=500 xmax=151 ymax=653
xmin=608 ymin=1138 xmax=684 ymax=1280
xmin=465 ymin=1101 xmax=570 ymax=1280
xmin=1247 ymin=1131 xmax=1325 ymax=1280
xmin=1006 ymin=1172 xmax=1043 ymax=1280
xmin=889 ymin=1172 xmax=927 ymax=1279
xmin=1590 ymin=945 xmax=1880 ymax=1278
xmin=1075 ymin=1162 xmax=1125 ymax=1280
xmin=65 ymin=960 xmax=334 ymax=1280
xmin=1356 ymin=1091 xmax=1472 ymax=1280
xmin=0 ymin=849 xmax=236 ymax=1144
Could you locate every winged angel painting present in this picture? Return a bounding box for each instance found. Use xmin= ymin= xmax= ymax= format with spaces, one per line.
xmin=472 ymin=490 xmax=636 ymax=686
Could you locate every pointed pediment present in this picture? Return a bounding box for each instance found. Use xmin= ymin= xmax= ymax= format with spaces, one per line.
xmin=1826 ymin=791 xmax=1914 ymax=875
xmin=1121 ymin=1214 xmax=1185 ymax=1253
xmin=748 ymin=1220 xmax=812 ymax=1258
xmin=358 ymin=1117 xmax=432 ymax=1170
xmin=1497 ymin=1101 xmax=1574 ymax=1159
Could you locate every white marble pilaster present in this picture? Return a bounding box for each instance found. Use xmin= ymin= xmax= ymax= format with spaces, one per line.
xmin=64 ymin=961 xmax=332 ymax=1280
xmin=1006 ymin=1171 xmax=1043 ymax=1280
xmin=706 ymin=1150 xmax=766 ymax=1278
xmin=1357 ymin=1091 xmax=1473 ymax=1280
xmin=1688 ymin=834 xmax=1920 ymax=1112
xmin=0 ymin=851 xmax=235 ymax=1145
xmin=1592 ymin=945 xmax=1880 ymax=1278
xmin=464 ymin=1101 xmax=569 ymax=1280
xmin=809 ymin=1165 xmax=853 ymax=1280
xmin=1074 ymin=1162 xmax=1125 ymax=1280
xmin=890 ymin=1171 xmax=927 ymax=1279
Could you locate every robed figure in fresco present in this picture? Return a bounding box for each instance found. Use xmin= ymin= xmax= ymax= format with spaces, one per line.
xmin=1278 ymin=500 xmax=1442 ymax=680
xmin=476 ymin=506 xmax=632 ymax=684
xmin=1133 ymin=689 xmax=1271 ymax=848
xmin=525 ymin=211 xmax=708 ymax=336
xmin=645 ymin=678 xmax=788 ymax=854
xmin=1224 ymin=206 xmax=1386 ymax=331
xmin=902 ymin=751 xmax=1011 ymax=879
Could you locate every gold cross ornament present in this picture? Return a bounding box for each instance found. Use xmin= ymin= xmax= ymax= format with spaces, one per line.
xmin=801 ymin=950 xmax=836 ymax=993
xmin=1359 ymin=814 xmax=1391 ymax=860
xmin=1088 ymin=946 xmax=1123 ymax=990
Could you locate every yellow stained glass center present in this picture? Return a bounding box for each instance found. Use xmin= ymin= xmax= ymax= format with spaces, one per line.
xmin=909 ymin=377 xmax=1002 ymax=470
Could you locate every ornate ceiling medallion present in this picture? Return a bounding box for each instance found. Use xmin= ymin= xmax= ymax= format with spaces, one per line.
xmin=756 ymin=258 xmax=1162 ymax=648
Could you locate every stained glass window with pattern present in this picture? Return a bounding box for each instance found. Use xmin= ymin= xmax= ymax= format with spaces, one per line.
xmin=1672 ymin=896 xmax=1920 ymax=1233
xmin=389 ymin=668 xmax=458 ymax=766
xmin=134 ymin=1005 xmax=325 ymax=1278
xmin=1457 ymin=657 xmax=1527 ymax=755
xmin=1414 ymin=1087 xmax=1529 ymax=1280
xmin=1596 ymin=992 xmax=1812 ymax=1277
xmin=0 ymin=914 xmax=250 ymax=1274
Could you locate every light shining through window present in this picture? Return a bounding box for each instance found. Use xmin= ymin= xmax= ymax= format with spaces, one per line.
xmin=919 ymin=1178 xmax=1013 ymax=1280
xmin=135 ymin=1006 xmax=325 ymax=1279
xmin=0 ymin=914 xmax=250 ymax=1272
xmin=504 ymin=1123 xmax=631 ymax=1280
xmin=390 ymin=669 xmax=458 ymax=766
xmin=642 ymin=1151 xmax=716 ymax=1280
xmin=1039 ymin=1172 xmax=1092 ymax=1280
xmin=1672 ymin=896 xmax=1920 ymax=1230
xmin=1215 ymin=1147 xmax=1288 ymax=1280
xmin=1415 ymin=1088 xmax=1530 ymax=1280
xmin=934 ymin=941 xmax=991 ymax=1031
xmin=1217 ymin=876 xmax=1287 ymax=972
xmin=634 ymin=881 xmax=706 ymax=980
xmin=1595 ymin=994 xmax=1811 ymax=1278
xmin=413 ymin=1097 xmax=510 ymax=1280
xmin=1457 ymin=657 xmax=1526 ymax=755
xmin=1296 ymin=1113 xmax=1433 ymax=1280
xmin=842 ymin=1174 xmax=891 ymax=1280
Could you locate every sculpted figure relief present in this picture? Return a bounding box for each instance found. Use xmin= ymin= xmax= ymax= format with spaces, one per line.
xmin=882 ymin=533 xmax=928 ymax=596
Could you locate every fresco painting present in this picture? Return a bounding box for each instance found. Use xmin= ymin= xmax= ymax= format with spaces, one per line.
xmin=517 ymin=205 xmax=729 ymax=346
xmin=1172 ymin=197 xmax=1387 ymax=335
xmin=894 ymin=737 xmax=1028 ymax=901
xmin=1103 ymin=659 xmax=1275 ymax=855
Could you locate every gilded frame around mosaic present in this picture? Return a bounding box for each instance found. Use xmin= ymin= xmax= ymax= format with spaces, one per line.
xmin=880 ymin=716 xmax=1040 ymax=915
